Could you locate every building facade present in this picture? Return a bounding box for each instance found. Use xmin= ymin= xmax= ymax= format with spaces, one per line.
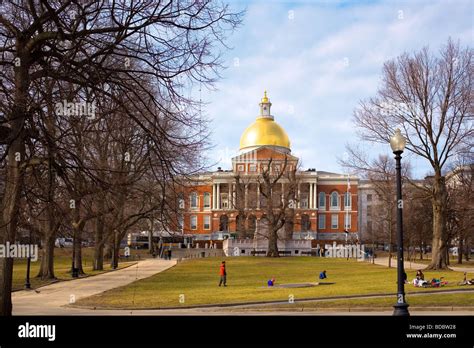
xmin=178 ymin=92 xmax=360 ymax=241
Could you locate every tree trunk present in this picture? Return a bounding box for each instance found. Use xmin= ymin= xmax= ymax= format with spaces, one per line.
xmin=93 ymin=201 xmax=105 ymax=271
xmin=37 ymin=233 xmax=56 ymax=279
xmin=111 ymin=232 xmax=121 ymax=269
xmin=457 ymin=238 xmax=463 ymax=264
xmin=73 ymin=231 xmax=84 ymax=275
xmin=0 ymin=58 xmax=28 ymax=315
xmin=426 ymin=175 xmax=448 ymax=269
xmin=266 ymin=227 xmax=279 ymax=257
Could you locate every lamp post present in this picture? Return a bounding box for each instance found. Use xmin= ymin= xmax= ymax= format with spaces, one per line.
xmin=390 ymin=129 xmax=410 ymax=316
xmin=25 ymin=230 xmax=32 ymax=289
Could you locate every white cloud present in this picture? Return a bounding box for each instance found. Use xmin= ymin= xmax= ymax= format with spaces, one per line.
xmin=203 ymin=0 xmax=473 ymax=177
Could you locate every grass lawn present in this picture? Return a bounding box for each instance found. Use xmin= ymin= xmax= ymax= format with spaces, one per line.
xmin=74 ymin=256 xmax=472 ymax=309
xmin=233 ymin=292 xmax=474 ymax=311
xmin=12 ymin=247 xmax=136 ymax=291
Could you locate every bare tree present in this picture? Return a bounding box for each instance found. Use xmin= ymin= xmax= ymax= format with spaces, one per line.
xmin=258 ymin=156 xmax=298 ymax=257
xmin=0 ymin=1 xmax=242 ymax=315
xmin=352 ymin=39 xmax=473 ymax=269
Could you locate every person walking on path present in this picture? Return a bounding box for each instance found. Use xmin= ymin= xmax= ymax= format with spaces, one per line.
xmin=218 ymin=261 xmax=227 ymax=287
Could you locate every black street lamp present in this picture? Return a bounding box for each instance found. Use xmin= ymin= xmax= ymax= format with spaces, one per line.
xmin=390 ymin=129 xmax=410 ymax=316
xmin=25 ymin=226 xmax=32 ymax=289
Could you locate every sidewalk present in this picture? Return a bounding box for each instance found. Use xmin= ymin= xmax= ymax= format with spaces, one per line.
xmin=373 ymin=257 xmax=473 ymax=273
xmin=12 ymin=259 xmax=176 ymax=315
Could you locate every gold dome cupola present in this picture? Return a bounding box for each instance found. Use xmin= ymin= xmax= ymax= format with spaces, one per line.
xmin=239 ymin=91 xmax=291 ymax=153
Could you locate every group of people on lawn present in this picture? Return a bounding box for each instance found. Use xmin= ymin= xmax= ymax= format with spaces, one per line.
xmin=218 ymin=261 xmax=472 ymax=288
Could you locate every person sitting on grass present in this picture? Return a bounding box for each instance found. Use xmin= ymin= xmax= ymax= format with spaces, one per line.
xmin=459 ymin=272 xmax=474 ymax=285
xmin=267 ymin=277 xmax=276 ymax=287
xmin=319 ymin=270 xmax=327 ymax=280
xmin=416 ymin=269 xmax=424 ymax=281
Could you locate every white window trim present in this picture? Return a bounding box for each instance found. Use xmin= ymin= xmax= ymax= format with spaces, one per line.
xmin=203 ymin=192 xmax=211 ymax=210
xmin=318 ymin=214 xmax=326 ymax=229
xmin=191 ymin=215 xmax=198 ymax=230
xmin=190 ymin=192 xmax=199 ymax=210
xmin=319 ymin=192 xmax=326 ymax=209
xmin=330 ymin=192 xmax=340 ymax=211
xmin=344 ymin=192 xmax=352 ymax=208
xmin=344 ymin=214 xmax=351 ymax=229
xmin=203 ymin=215 xmax=211 ymax=230
xmin=331 ymin=214 xmax=338 ymax=229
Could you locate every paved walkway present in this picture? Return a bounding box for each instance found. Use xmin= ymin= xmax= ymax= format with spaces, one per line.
xmin=12 ymin=259 xmax=176 ymax=315
xmin=373 ymin=257 xmax=474 ymax=273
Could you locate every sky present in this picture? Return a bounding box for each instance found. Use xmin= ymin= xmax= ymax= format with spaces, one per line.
xmin=199 ymin=0 xmax=473 ymax=179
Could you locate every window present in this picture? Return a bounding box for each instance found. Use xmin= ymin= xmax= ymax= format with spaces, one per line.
xmin=190 ymin=215 xmax=197 ymax=230
xmin=204 ymin=215 xmax=210 ymax=230
xmin=203 ymin=192 xmax=210 ymax=209
xmin=344 ymin=192 xmax=351 ymax=208
xmin=367 ymin=194 xmax=372 ymax=202
xmin=178 ymin=216 xmax=183 ymax=230
xmin=319 ymin=192 xmax=326 ymax=208
xmin=249 ymin=164 xmax=257 ymax=172
xmin=318 ymin=214 xmax=326 ymax=229
xmin=190 ymin=192 xmax=198 ymax=210
xmin=221 ymin=193 xmax=229 ymax=209
xmin=237 ymin=164 xmax=244 ymax=172
xmin=345 ymin=214 xmax=351 ymax=229
xmin=331 ymin=214 xmax=338 ymax=229
xmin=330 ymin=192 xmax=340 ymax=210
xmin=300 ymin=194 xmax=308 ymax=209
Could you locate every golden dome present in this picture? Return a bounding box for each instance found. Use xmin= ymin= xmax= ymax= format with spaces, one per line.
xmin=239 ymin=91 xmax=290 ymax=151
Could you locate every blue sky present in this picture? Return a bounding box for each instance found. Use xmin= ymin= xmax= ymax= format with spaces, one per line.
xmin=200 ymin=0 xmax=473 ymax=178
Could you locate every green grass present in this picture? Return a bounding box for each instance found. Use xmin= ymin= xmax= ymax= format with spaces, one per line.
xmin=13 ymin=247 xmax=136 ymax=291
xmin=234 ymin=292 xmax=474 ymax=311
xmin=74 ymin=257 xmax=472 ymax=309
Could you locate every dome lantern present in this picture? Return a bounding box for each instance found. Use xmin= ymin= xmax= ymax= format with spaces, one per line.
xmin=259 ymin=90 xmax=273 ymax=119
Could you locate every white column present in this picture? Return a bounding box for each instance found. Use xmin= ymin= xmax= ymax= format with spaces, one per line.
xmin=232 ymin=184 xmax=236 ymax=207
xmin=216 ymin=184 xmax=220 ymax=210
xmin=228 ymin=183 xmax=231 ymax=210
xmin=309 ymin=182 xmax=313 ymax=209
xmin=212 ymin=184 xmax=216 ymax=209
xmin=312 ymin=183 xmax=316 ymax=209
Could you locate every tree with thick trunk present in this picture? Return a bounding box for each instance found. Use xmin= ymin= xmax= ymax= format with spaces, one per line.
xmin=352 ymin=39 xmax=472 ymax=269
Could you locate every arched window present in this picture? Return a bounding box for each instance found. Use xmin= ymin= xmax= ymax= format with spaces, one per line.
xmin=319 ymin=192 xmax=326 ymax=208
xmin=330 ymin=191 xmax=339 ymax=210
xmin=190 ymin=192 xmax=198 ymax=210
xmin=203 ymin=192 xmax=210 ymax=209
xmin=344 ymin=192 xmax=351 ymax=208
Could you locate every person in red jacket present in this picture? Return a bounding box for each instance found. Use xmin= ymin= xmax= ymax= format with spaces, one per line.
xmin=218 ymin=261 xmax=227 ymax=287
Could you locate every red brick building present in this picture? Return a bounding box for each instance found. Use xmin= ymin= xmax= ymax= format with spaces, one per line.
xmin=178 ymin=92 xmax=359 ymax=241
